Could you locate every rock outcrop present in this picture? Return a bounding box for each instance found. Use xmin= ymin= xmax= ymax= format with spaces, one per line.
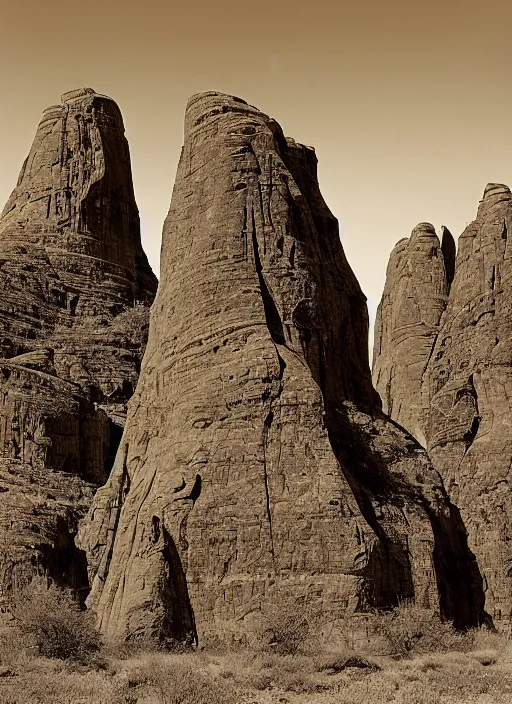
xmin=0 ymin=88 xmax=157 ymax=603
xmin=374 ymin=184 xmax=512 ymax=625
xmin=372 ymin=224 xmax=455 ymax=445
xmin=79 ymin=92 xmax=484 ymax=645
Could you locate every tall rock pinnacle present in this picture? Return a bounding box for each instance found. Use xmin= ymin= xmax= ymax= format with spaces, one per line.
xmin=374 ymin=183 xmax=512 ymax=625
xmin=0 ymin=89 xmax=157 ymax=603
xmin=79 ymin=92 xmax=484 ymax=644
xmin=372 ymin=223 xmax=454 ymax=445
xmin=0 ymin=87 xmax=155 ymax=300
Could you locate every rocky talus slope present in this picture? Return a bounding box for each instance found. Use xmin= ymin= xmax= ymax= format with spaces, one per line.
xmin=0 ymin=88 xmax=157 ymax=603
xmin=373 ymin=184 xmax=512 ymax=626
xmin=79 ymin=92 xmax=484 ymax=645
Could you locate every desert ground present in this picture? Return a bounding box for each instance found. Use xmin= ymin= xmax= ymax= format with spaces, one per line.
xmin=1 ymin=584 xmax=511 ymax=704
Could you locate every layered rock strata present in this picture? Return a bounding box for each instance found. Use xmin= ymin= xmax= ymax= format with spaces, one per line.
xmin=373 ymin=184 xmax=512 ymax=625
xmin=0 ymin=88 xmax=157 ymax=602
xmin=80 ymin=92 xmax=484 ymax=645
xmin=372 ymin=224 xmax=455 ymax=445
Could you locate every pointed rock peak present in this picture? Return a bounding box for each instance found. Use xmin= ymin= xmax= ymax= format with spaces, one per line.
xmin=377 ymin=181 xmax=512 ymax=627
xmin=61 ymin=87 xmax=97 ymax=102
xmin=388 ymin=225 xmax=438 ymax=267
xmin=185 ymin=91 xmax=273 ymax=132
xmin=37 ymin=89 xmax=125 ymax=133
xmin=411 ymin=222 xmax=437 ymax=238
xmin=477 ymin=183 xmax=512 ymax=217
xmin=482 ymin=183 xmax=511 ymax=200
xmin=389 ymin=237 xmax=409 ymax=256
xmin=441 ymin=226 xmax=456 ymax=287
xmin=186 ymin=91 xmax=254 ymax=117
xmin=0 ymin=88 xmax=157 ymax=298
xmin=0 ymin=91 xmax=157 ymax=607
xmin=187 ymin=90 xmax=250 ymax=107
xmin=184 ymin=91 xmax=314 ymax=176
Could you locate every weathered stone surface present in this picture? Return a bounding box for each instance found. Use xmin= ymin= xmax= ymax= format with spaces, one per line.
xmin=0 ymin=87 xmax=156 ymax=411
xmin=79 ymin=92 xmax=484 ymax=645
xmin=372 ymin=223 xmax=454 ymax=445
xmin=0 ymin=88 xmax=157 ymax=601
xmin=374 ymin=183 xmax=512 ymax=625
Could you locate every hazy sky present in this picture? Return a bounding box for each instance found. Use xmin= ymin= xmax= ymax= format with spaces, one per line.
xmin=2 ymin=0 xmax=512 ymax=352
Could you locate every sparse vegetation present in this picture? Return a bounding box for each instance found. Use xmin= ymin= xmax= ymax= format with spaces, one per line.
xmin=1 ymin=598 xmax=512 ymax=703
xmin=112 ymin=654 xmax=239 ymax=704
xmin=254 ymin=600 xmax=313 ymax=655
xmin=107 ymin=303 xmax=150 ymax=349
xmin=9 ymin=580 xmax=101 ymax=664
xmin=365 ymin=600 xmax=467 ymax=658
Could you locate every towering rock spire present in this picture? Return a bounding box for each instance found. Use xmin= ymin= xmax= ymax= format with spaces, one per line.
xmin=374 ymin=183 xmax=512 ymax=625
xmin=0 ymin=89 xmax=157 ymax=604
xmin=424 ymin=184 xmax=512 ymax=624
xmin=0 ymin=87 xmax=157 ymax=411
xmin=372 ymin=223 xmax=453 ymax=444
xmin=79 ymin=92 xmax=484 ymax=645
xmin=0 ymin=87 xmax=155 ymax=301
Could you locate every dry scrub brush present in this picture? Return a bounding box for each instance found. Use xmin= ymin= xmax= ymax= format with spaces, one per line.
xmin=9 ymin=579 xmax=101 ymax=664
xmin=111 ymin=653 xmax=240 ymax=704
xmin=365 ymin=600 xmax=468 ymax=658
xmin=252 ymin=598 xmax=320 ymax=655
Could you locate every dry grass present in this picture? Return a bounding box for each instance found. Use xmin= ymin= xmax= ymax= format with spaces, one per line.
xmin=364 ymin=600 xmax=468 ymax=657
xmin=2 ymin=644 xmax=512 ymax=704
xmin=1 ymin=598 xmax=512 ymax=703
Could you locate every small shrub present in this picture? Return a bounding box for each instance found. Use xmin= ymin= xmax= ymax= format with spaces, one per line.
xmin=366 ymin=601 xmax=466 ymax=658
xmin=469 ymin=625 xmax=507 ymax=653
xmin=115 ymin=655 xmax=239 ymax=704
xmin=108 ymin=304 xmax=150 ymax=348
xmin=198 ymin=627 xmax=249 ymax=653
xmin=0 ymin=625 xmax=28 ymax=668
xmin=255 ymin=601 xmax=313 ymax=655
xmin=10 ymin=579 xmax=101 ymax=664
xmin=244 ymin=670 xmax=274 ymax=691
xmin=316 ymin=653 xmax=380 ymax=673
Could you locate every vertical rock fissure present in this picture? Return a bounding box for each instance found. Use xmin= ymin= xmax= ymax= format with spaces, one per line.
xmin=441 ymin=226 xmax=456 ymax=290
xmin=250 ymin=202 xmax=288 ymax=568
xmin=99 ymin=443 xmax=130 ymax=584
xmin=262 ymin=410 xmax=276 ymax=567
xmin=250 ymin=206 xmax=285 ymax=345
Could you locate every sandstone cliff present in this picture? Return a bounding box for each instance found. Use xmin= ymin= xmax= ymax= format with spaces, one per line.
xmin=372 ymin=223 xmax=455 ymax=445
xmin=374 ymin=184 xmax=512 ymax=626
xmin=0 ymin=88 xmax=157 ymax=603
xmin=79 ymin=92 xmax=484 ymax=645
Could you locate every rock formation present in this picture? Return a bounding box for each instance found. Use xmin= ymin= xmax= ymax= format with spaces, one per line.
xmin=372 ymin=223 xmax=455 ymax=445
xmin=374 ymin=184 xmax=512 ymax=625
xmin=0 ymin=88 xmax=157 ymax=603
xmin=79 ymin=92 xmax=484 ymax=645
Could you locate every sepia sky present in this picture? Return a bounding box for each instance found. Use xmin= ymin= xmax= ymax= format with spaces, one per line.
xmin=2 ymin=0 xmax=512 ymax=353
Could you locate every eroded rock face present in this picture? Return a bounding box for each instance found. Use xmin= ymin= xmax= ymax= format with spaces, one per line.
xmin=374 ymin=184 xmax=512 ymax=625
xmin=79 ymin=92 xmax=484 ymax=645
xmin=0 ymin=88 xmax=157 ymax=602
xmin=372 ymin=224 xmax=455 ymax=445
xmin=0 ymin=87 xmax=156 ymax=409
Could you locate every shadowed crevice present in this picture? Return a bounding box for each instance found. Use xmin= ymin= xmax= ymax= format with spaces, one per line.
xmin=159 ymin=527 xmax=198 ymax=646
xmin=251 ymin=207 xmax=285 ymax=345
xmin=425 ymin=502 xmax=489 ymax=629
xmin=441 ymin=226 xmax=456 ymax=291
xmin=262 ymin=410 xmax=276 ymax=566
